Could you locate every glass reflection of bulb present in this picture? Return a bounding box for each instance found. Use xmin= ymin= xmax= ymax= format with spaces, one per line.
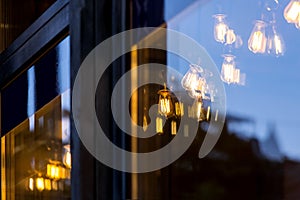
xmin=221 ymin=54 xmax=236 ymax=84
xmin=295 ymin=14 xmax=300 ymax=29
xmin=181 ymin=64 xmax=203 ymax=91
xmin=36 ymin=177 xmax=45 ymax=191
xmin=248 ymin=20 xmax=267 ymax=54
xmin=171 ymin=121 xmax=177 ymax=135
xmin=156 ymin=117 xmax=163 ymax=134
xmin=267 ymin=24 xmax=285 ymax=56
xmin=213 ymin=14 xmax=229 ymax=43
xmin=63 ymin=145 xmax=72 ymax=168
xmin=44 ymin=179 xmax=52 ymax=191
xmin=226 ymin=29 xmax=236 ymax=45
xmin=284 ymin=0 xmax=300 ymax=23
xmin=28 ymin=178 xmax=34 ymax=191
xmin=158 ymin=87 xmax=174 ymax=117
xmin=175 ymin=102 xmax=184 ymax=117
xmin=188 ymin=98 xmax=205 ymax=121
xmin=187 ymin=77 xmax=206 ymax=99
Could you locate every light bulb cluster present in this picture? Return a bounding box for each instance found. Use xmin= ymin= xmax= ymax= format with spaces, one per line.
xmin=213 ymin=14 xmax=243 ymax=48
xmin=213 ymin=13 xmax=245 ymax=85
xmin=155 ymin=64 xmax=218 ymax=135
xmin=26 ymin=145 xmax=71 ymax=192
xmin=220 ymin=54 xmax=245 ymax=85
xmin=248 ymin=19 xmax=285 ymax=57
xmin=284 ymin=0 xmax=300 ymax=29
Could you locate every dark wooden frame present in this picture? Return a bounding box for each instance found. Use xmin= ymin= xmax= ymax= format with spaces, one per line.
xmin=0 ymin=0 xmax=69 ymax=88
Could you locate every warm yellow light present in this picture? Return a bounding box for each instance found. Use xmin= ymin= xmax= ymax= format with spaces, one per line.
xmin=206 ymin=106 xmax=211 ymax=121
xmin=156 ymin=117 xmax=163 ymax=134
xmin=142 ymin=114 xmax=148 ymax=132
xmin=47 ymin=164 xmax=60 ymax=179
xmin=44 ymin=179 xmax=52 ymax=191
xmin=36 ymin=177 xmax=44 ymax=191
xmin=52 ymin=181 xmax=58 ymax=191
xmin=248 ymin=20 xmax=267 ymax=54
xmin=157 ymin=87 xmax=174 ymax=117
xmin=28 ymin=178 xmax=34 ymax=191
xmin=175 ymin=102 xmax=184 ymax=117
xmin=63 ymin=151 xmax=72 ymax=169
xmin=213 ymin=14 xmax=228 ymax=43
xmin=284 ymin=0 xmax=300 ymax=23
xmin=171 ymin=121 xmax=177 ymax=135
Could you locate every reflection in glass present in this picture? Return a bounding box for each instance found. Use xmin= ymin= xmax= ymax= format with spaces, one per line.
xmin=284 ymin=0 xmax=300 ymax=23
xmin=221 ymin=54 xmax=237 ymax=84
xmin=213 ymin=14 xmax=229 ymax=43
xmin=1 ymin=91 xmax=71 ymax=199
xmin=157 ymin=86 xmax=174 ymax=117
xmin=267 ymin=22 xmax=285 ymax=56
xmin=248 ymin=20 xmax=267 ymax=54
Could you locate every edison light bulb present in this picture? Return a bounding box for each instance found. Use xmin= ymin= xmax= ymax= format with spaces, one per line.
xmin=267 ymin=24 xmax=285 ymax=56
xmin=225 ymin=29 xmax=236 ymax=45
xmin=248 ymin=20 xmax=267 ymax=54
xmin=36 ymin=177 xmax=45 ymax=191
xmin=295 ymin=14 xmax=300 ymax=29
xmin=213 ymin=14 xmax=229 ymax=43
xmin=28 ymin=178 xmax=34 ymax=191
xmin=181 ymin=64 xmax=203 ymax=91
xmin=156 ymin=117 xmax=163 ymax=134
xmin=187 ymin=77 xmax=206 ymax=99
xmin=158 ymin=87 xmax=174 ymax=117
xmin=221 ymin=54 xmax=236 ymax=84
xmin=63 ymin=145 xmax=72 ymax=169
xmin=188 ymin=98 xmax=205 ymax=121
xmin=284 ymin=0 xmax=300 ymax=23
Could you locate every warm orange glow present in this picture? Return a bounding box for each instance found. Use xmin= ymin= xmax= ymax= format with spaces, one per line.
xmin=156 ymin=117 xmax=163 ymax=134
xmin=175 ymin=102 xmax=184 ymax=117
xmin=28 ymin=178 xmax=34 ymax=191
xmin=171 ymin=121 xmax=177 ymax=135
xmin=63 ymin=150 xmax=72 ymax=169
xmin=44 ymin=179 xmax=52 ymax=191
xmin=36 ymin=177 xmax=45 ymax=191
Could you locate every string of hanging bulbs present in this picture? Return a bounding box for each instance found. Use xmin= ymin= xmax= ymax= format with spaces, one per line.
xmin=212 ymin=0 xmax=300 ymax=85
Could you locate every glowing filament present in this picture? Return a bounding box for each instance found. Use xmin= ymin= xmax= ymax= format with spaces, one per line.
xmin=28 ymin=178 xmax=34 ymax=191
xmin=171 ymin=121 xmax=177 ymax=135
xmin=44 ymin=179 xmax=52 ymax=191
xmin=175 ymin=102 xmax=184 ymax=117
xmin=248 ymin=20 xmax=267 ymax=53
xmin=226 ymin=29 xmax=236 ymax=45
xmin=156 ymin=117 xmax=163 ymax=134
xmin=36 ymin=177 xmax=44 ymax=191
xmin=213 ymin=14 xmax=229 ymax=43
xmin=63 ymin=148 xmax=72 ymax=169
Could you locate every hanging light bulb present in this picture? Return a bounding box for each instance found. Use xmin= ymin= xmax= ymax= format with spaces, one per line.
xmin=175 ymin=101 xmax=184 ymax=117
xmin=28 ymin=178 xmax=34 ymax=191
xmin=248 ymin=20 xmax=267 ymax=54
xmin=284 ymin=0 xmax=300 ymax=23
xmin=188 ymin=98 xmax=205 ymax=121
xmin=181 ymin=64 xmax=203 ymax=91
xmin=221 ymin=54 xmax=236 ymax=84
xmin=156 ymin=117 xmax=163 ymax=134
xmin=171 ymin=121 xmax=177 ymax=135
xmin=267 ymin=22 xmax=285 ymax=56
xmin=225 ymin=29 xmax=236 ymax=45
xmin=36 ymin=177 xmax=45 ymax=191
xmin=187 ymin=76 xmax=206 ymax=99
xmin=295 ymin=14 xmax=300 ymax=29
xmin=157 ymin=85 xmax=174 ymax=118
xmin=213 ymin=14 xmax=229 ymax=43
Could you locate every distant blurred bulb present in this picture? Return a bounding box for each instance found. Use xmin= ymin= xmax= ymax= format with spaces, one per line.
xmin=225 ymin=29 xmax=236 ymax=45
xmin=221 ymin=54 xmax=236 ymax=84
xmin=213 ymin=14 xmax=229 ymax=43
xmin=284 ymin=0 xmax=300 ymax=23
xmin=157 ymin=87 xmax=174 ymax=117
xmin=267 ymin=24 xmax=285 ymax=56
xmin=248 ymin=20 xmax=267 ymax=54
